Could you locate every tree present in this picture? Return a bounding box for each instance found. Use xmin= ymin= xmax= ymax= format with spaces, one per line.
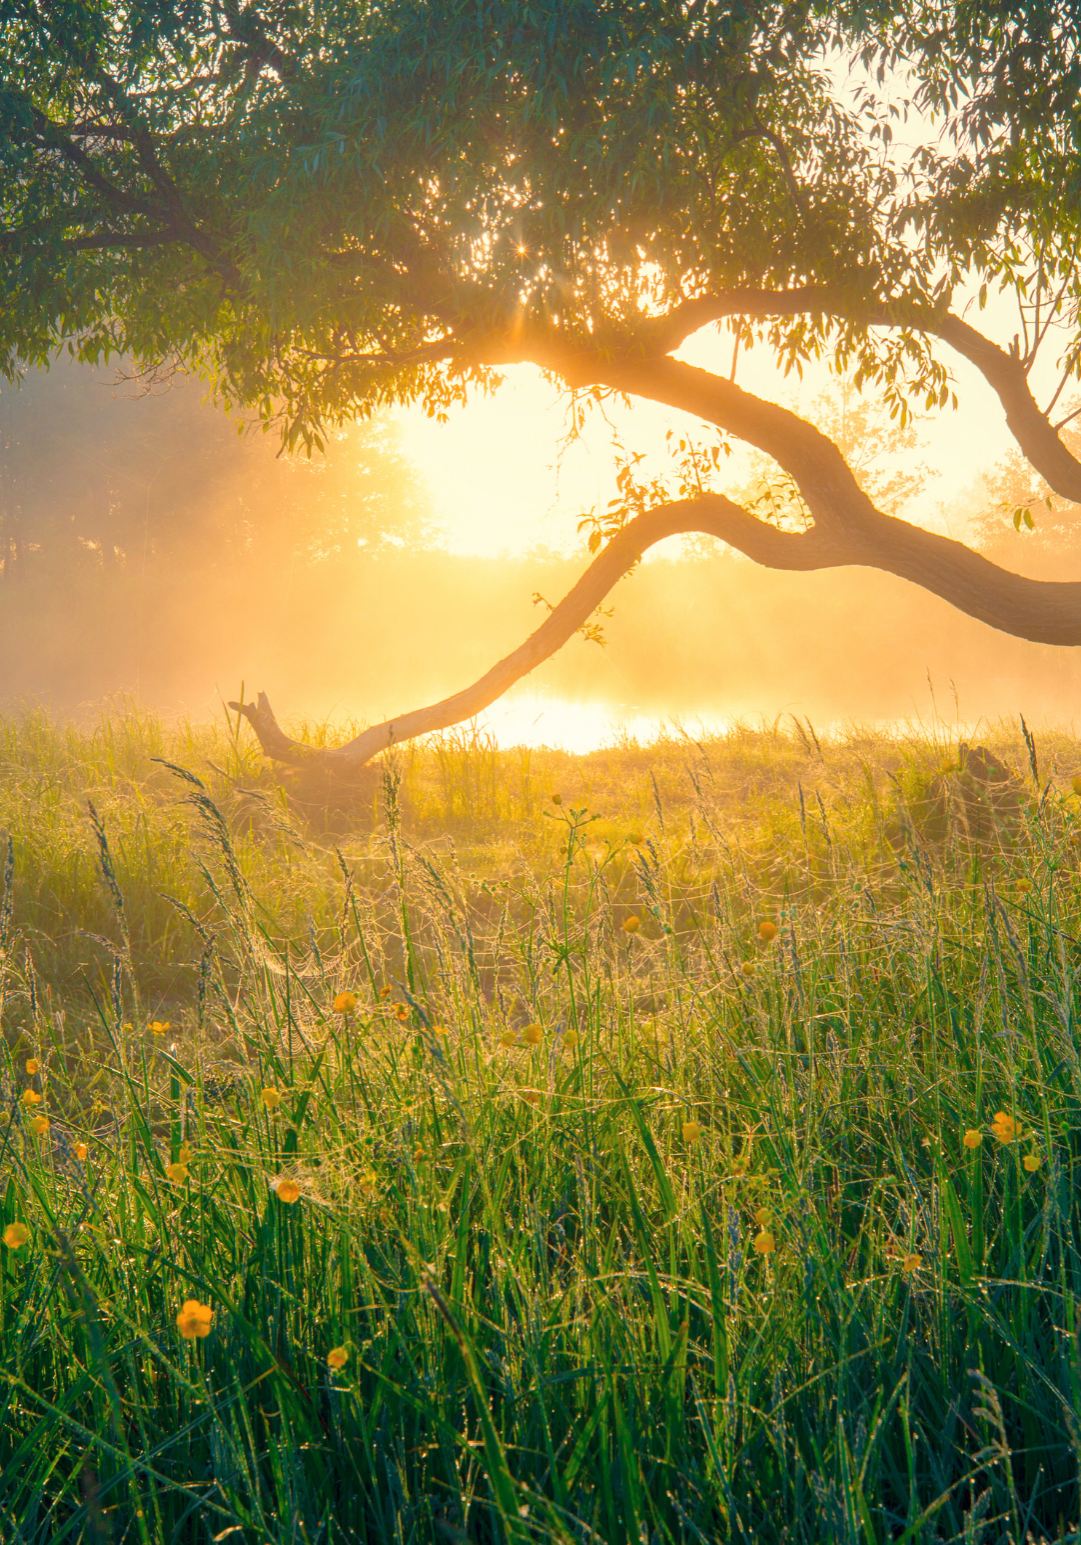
xmin=3 ymin=0 xmax=1081 ymax=775
xmin=0 ymin=356 xmax=432 ymax=582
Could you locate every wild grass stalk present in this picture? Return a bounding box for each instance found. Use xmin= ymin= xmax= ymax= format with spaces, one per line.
xmin=0 ymin=702 xmax=1077 ymax=1541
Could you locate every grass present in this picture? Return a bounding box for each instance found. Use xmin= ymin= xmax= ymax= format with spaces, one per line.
xmin=0 ymin=699 xmax=1079 ymax=1542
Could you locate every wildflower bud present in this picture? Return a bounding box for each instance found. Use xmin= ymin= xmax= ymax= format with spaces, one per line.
xmin=1023 ymin=1153 xmax=1042 ymax=1172
xmin=551 ymin=793 xmax=563 ymax=806
xmin=622 ymin=915 xmax=641 ymax=934
xmin=3 ymin=1223 xmax=29 ymax=1250
xmin=520 ymin=1089 xmax=541 ymax=1107
xmin=562 ymin=1029 xmax=579 ymax=1051
xmin=757 ymin=920 xmax=778 ymax=942
xmin=499 ymin=1029 xmax=517 ymax=1048
xmin=741 ymin=960 xmax=756 ymax=977
xmin=753 ymin=1229 xmax=775 ymax=1255
xmin=682 ymin=1121 xmax=701 ymax=1143
xmin=901 ymin=1252 xmax=922 ymax=1273
xmin=963 ymin=1129 xmax=983 ymax=1149
xmin=753 ymin=1207 xmax=772 ymax=1226
xmin=1073 ymin=776 xmax=1081 ymax=796
xmin=413 ymin=1145 xmax=426 ymax=1161
xmin=261 ymin=1087 xmax=282 ymax=1110
xmin=327 ymin=1345 xmax=350 ymax=1371
xmin=627 ymin=832 xmax=644 ymax=845
xmin=523 ymin=1023 xmax=542 ymax=1045
xmin=178 ymin=1142 xmax=193 ymax=1163
xmin=1016 ymin=879 xmax=1031 ymax=895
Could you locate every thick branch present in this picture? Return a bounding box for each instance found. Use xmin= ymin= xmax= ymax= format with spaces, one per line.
xmin=232 ymin=463 xmax=1081 ymax=778
xmin=230 ymin=495 xmax=834 ymax=771
xmin=932 ymin=314 xmax=1081 ymax=502
xmin=619 ymin=292 xmax=1081 ymax=501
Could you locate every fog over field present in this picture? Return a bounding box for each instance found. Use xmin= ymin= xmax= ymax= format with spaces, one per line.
xmin=3 ymin=355 xmax=1081 ymax=743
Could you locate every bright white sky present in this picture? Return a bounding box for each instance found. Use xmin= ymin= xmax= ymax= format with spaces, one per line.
xmin=395 ymin=302 xmax=1052 ymax=557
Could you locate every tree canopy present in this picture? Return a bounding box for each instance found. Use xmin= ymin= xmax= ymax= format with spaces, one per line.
xmin=3 ymin=0 xmax=1081 ymax=768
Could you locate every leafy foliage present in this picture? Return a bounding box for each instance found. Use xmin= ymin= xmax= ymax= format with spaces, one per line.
xmin=4 ymin=0 xmax=1080 ymax=443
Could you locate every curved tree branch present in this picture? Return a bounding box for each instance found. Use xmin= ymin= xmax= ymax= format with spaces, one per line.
xmin=230 ymin=494 xmax=835 ymax=772
xmin=931 ymin=314 xmax=1081 ymax=502
xmin=608 ymin=293 xmax=1081 ymax=501
xmin=231 ymin=468 xmax=1081 ymax=777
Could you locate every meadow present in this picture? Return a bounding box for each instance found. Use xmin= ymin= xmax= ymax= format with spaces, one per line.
xmin=0 ymin=700 xmax=1078 ymax=1544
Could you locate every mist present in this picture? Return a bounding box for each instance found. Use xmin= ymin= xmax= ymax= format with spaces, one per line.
xmin=2 ymin=355 xmax=1081 ymax=741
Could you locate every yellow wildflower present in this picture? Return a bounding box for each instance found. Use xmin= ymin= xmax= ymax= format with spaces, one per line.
xmin=176 ymin=1300 xmax=213 ymax=1340
xmin=627 ymin=832 xmax=644 ymax=845
xmin=359 ymin=1169 xmax=379 ymax=1193
xmin=562 ymin=1029 xmax=579 ymax=1051
xmin=901 ymin=1253 xmax=922 ymax=1273
xmin=682 ymin=1121 xmax=701 ymax=1143
xmin=753 ymin=1207 xmax=772 ymax=1226
xmin=622 ymin=915 xmax=641 ymax=934
xmin=24 ymin=1058 xmax=40 ymax=1076
xmin=30 ymin=1115 xmax=49 ymax=1137
xmin=394 ymin=1003 xmax=409 ymax=1022
xmin=963 ymin=1129 xmax=983 ymax=1149
xmin=261 ymin=1087 xmax=282 ymax=1110
xmin=74 ymin=1143 xmax=88 ymax=1162
xmin=327 ymin=1345 xmax=350 ymax=1371
xmin=1073 ymin=775 xmax=1081 ymax=796
xmin=520 ymin=1089 xmax=541 ymax=1107
xmin=20 ymin=1089 xmax=41 ymax=1108
xmin=523 ymin=1023 xmax=542 ymax=1046
xmin=753 ymin=1229 xmax=775 ymax=1255
xmin=149 ymin=1020 xmax=170 ymax=1036
xmin=1016 ymin=879 xmax=1031 ymax=895
xmin=165 ymin=1162 xmax=189 ymax=1184
xmin=741 ymin=960 xmax=756 ymax=977
xmin=3 ymin=1223 xmax=29 ymax=1250
xmin=499 ymin=1029 xmax=517 ymax=1048
xmin=178 ymin=1142 xmax=192 ymax=1163
xmin=333 ymin=991 xmax=358 ymax=1014
xmin=275 ymin=1178 xmax=301 ymax=1204
xmin=1023 ymin=1154 xmax=1042 ymax=1172
xmin=757 ymin=920 xmax=778 ymax=942
xmin=413 ymin=1144 xmax=426 ymax=1161
xmin=991 ymin=1111 xmax=1021 ymax=1143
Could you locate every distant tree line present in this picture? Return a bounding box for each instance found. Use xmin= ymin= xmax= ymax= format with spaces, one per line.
xmin=0 ymin=356 xmax=433 ymax=583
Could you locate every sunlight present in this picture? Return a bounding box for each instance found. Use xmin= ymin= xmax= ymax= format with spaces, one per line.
xmin=444 ymin=690 xmax=733 ymax=752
